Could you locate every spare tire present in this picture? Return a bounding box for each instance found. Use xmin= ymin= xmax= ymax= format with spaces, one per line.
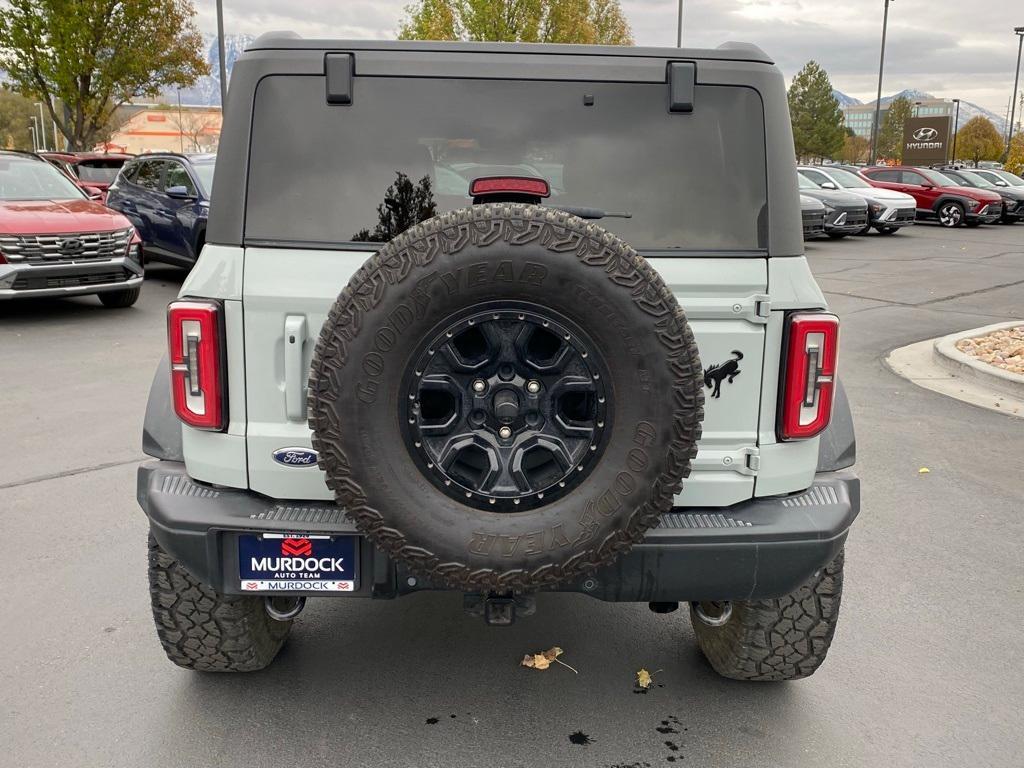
xmin=309 ymin=204 xmax=703 ymax=591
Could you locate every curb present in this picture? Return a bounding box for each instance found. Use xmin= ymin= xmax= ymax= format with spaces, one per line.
xmin=933 ymin=322 xmax=1024 ymax=400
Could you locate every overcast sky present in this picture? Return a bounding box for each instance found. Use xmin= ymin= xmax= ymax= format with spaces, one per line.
xmin=194 ymin=0 xmax=1023 ymax=116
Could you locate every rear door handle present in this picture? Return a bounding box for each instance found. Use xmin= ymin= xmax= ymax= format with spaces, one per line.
xmin=284 ymin=315 xmax=308 ymax=421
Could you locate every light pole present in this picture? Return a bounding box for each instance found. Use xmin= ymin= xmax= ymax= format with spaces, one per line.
xmin=676 ymin=0 xmax=683 ymax=47
xmin=869 ymin=0 xmax=893 ymax=165
xmin=51 ymin=99 xmax=60 ymax=151
xmin=216 ymin=0 xmax=228 ymax=108
xmin=34 ymin=102 xmax=47 ymax=151
xmin=177 ymin=90 xmax=185 ymax=153
xmin=29 ymin=122 xmax=38 ymax=152
xmin=1007 ymin=26 xmax=1024 ymax=159
xmin=951 ymin=98 xmax=960 ymax=162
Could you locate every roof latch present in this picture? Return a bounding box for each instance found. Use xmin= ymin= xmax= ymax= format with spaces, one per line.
xmin=325 ymin=53 xmax=353 ymax=105
xmin=668 ymin=61 xmax=695 ymax=113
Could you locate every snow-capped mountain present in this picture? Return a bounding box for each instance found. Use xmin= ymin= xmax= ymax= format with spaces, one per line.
xmin=164 ymin=33 xmax=256 ymax=106
xmin=859 ymin=88 xmax=1007 ymax=134
xmin=832 ymin=90 xmax=862 ymax=108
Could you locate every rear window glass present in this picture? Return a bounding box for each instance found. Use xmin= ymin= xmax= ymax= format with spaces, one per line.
xmin=76 ymin=160 xmax=125 ymax=184
xmin=245 ymin=76 xmax=767 ymax=250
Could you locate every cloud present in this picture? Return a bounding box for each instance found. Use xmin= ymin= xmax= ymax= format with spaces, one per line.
xmin=195 ymin=0 xmax=1023 ymax=114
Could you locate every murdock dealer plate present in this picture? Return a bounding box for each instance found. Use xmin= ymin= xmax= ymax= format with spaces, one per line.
xmin=239 ymin=533 xmax=357 ymax=592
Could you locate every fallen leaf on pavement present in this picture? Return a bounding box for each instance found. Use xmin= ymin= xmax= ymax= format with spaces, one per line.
xmin=918 ymin=467 xmax=930 ymax=474
xmin=636 ymin=668 xmax=654 ymax=689
xmin=521 ymin=646 xmax=577 ymax=673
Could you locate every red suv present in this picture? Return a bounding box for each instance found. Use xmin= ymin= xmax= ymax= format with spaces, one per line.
xmin=860 ymin=166 xmax=1003 ymax=228
xmin=0 ymin=151 xmax=143 ymax=306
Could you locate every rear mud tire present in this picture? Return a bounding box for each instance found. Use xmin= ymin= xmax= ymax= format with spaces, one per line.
xmin=147 ymin=535 xmax=291 ymax=672
xmin=308 ymin=204 xmax=704 ymax=592
xmin=690 ymin=549 xmax=844 ymax=681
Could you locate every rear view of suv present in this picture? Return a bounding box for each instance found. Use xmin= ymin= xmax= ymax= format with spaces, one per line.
xmin=137 ymin=36 xmax=858 ymax=682
xmin=860 ymin=165 xmax=1002 ymax=227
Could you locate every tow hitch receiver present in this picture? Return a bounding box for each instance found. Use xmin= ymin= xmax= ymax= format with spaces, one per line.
xmin=463 ymin=593 xmax=537 ymax=625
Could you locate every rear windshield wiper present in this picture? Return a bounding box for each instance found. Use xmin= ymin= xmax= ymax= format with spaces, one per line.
xmin=546 ymin=205 xmax=633 ymax=220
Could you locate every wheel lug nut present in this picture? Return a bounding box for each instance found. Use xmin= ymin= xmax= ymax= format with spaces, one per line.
xmin=498 ymin=426 xmax=512 ymax=439
xmin=472 ymin=379 xmax=487 ymax=393
xmin=526 ymin=380 xmax=540 ymax=394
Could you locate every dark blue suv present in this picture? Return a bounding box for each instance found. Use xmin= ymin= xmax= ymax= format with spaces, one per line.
xmin=107 ymin=153 xmax=214 ymax=268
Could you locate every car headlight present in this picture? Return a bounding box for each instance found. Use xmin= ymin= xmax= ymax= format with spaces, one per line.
xmin=821 ymin=201 xmax=836 ymax=212
xmin=966 ymin=200 xmax=979 ymax=210
xmin=867 ymin=202 xmax=884 ymax=215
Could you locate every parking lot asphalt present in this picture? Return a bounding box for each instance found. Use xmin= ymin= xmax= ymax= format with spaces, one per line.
xmin=2 ymin=224 xmax=1022 ymax=768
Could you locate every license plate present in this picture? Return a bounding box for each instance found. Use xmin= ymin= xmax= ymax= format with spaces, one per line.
xmin=238 ymin=533 xmax=358 ymax=592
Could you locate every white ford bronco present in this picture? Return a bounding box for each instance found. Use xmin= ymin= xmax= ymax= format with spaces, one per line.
xmin=139 ymin=34 xmax=858 ymax=681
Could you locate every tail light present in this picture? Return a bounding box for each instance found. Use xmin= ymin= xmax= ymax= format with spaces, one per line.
xmin=778 ymin=313 xmax=839 ymax=441
xmin=168 ymin=300 xmax=226 ymax=431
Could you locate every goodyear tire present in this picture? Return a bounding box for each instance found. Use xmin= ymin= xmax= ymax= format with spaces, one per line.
xmin=147 ymin=535 xmax=291 ymax=671
xmin=690 ymin=550 xmax=844 ymax=681
xmin=308 ymin=204 xmax=703 ymax=592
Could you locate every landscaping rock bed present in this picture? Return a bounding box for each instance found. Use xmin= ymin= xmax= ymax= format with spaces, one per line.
xmin=955 ymin=326 xmax=1024 ymax=376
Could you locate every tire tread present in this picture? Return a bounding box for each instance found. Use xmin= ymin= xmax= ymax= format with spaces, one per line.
xmin=147 ymin=535 xmax=290 ymax=672
xmin=691 ymin=550 xmax=844 ymax=681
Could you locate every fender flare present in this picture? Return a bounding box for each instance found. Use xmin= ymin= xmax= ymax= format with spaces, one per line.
xmin=817 ymin=378 xmax=855 ymax=472
xmin=142 ymin=355 xmax=183 ymax=462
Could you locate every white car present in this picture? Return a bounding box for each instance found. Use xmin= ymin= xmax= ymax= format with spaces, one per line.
xmin=799 ymin=166 xmax=917 ymax=235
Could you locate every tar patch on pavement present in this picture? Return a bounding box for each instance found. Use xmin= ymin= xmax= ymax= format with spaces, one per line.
xmin=425 ymin=717 xmax=439 ymax=725
xmin=569 ymin=731 xmax=594 ymax=745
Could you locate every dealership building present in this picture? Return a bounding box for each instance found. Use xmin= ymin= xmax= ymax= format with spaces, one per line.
xmin=843 ymin=98 xmax=955 ymax=139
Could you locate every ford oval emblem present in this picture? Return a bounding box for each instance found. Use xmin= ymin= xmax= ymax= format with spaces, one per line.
xmin=272 ymin=447 xmax=319 ymax=467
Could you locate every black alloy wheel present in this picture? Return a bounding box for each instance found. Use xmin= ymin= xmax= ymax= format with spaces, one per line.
xmin=402 ymin=304 xmax=610 ymax=512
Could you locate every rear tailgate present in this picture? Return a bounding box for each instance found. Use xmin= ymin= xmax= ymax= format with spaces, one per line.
xmin=243 ymin=249 xmax=766 ymax=507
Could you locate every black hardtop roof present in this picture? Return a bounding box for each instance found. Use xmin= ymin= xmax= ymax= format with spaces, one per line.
xmin=246 ymin=32 xmax=772 ymax=65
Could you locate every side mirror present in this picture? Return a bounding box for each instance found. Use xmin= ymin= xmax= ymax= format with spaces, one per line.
xmin=920 ymin=183 xmax=934 ymax=189
xmin=82 ymin=185 xmax=103 ymax=201
xmin=995 ymin=180 xmax=1008 ymax=187
xmin=821 ymin=181 xmax=838 ymax=190
xmin=165 ymin=185 xmax=194 ymax=200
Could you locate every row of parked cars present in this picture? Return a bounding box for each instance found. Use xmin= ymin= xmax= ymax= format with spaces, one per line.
xmin=797 ymin=163 xmax=1024 ymax=239
xmin=3 ymin=147 xmax=1023 ymax=307
xmin=0 ymin=150 xmax=214 ymax=307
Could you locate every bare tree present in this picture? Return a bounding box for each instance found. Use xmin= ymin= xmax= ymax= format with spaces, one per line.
xmin=169 ymin=109 xmax=219 ymax=152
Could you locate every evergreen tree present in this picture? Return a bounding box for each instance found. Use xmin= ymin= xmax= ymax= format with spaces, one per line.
xmin=876 ymin=96 xmax=911 ymax=163
xmin=787 ymin=61 xmax=846 ymax=162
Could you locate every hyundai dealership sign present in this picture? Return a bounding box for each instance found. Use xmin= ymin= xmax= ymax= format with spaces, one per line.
xmin=902 ymin=116 xmax=952 ymax=165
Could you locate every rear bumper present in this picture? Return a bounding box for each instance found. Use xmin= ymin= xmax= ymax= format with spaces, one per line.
xmin=138 ymin=460 xmax=859 ymax=602
xmin=0 ymin=256 xmax=143 ymax=299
